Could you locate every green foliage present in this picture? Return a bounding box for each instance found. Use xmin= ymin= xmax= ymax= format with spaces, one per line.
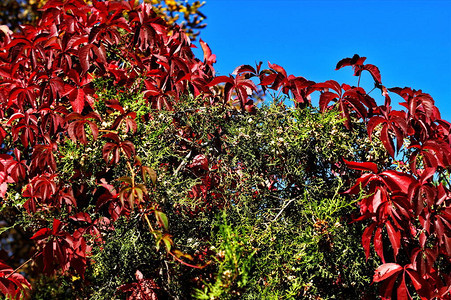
xmin=88 ymin=216 xmax=162 ymax=299
xmin=194 ymin=213 xmax=256 ymax=299
xmin=70 ymin=95 xmax=378 ymax=298
xmin=193 ymin=185 xmax=378 ymax=299
xmin=7 ymin=86 xmax=383 ymax=299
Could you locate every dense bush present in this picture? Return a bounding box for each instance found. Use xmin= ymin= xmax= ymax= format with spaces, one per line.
xmin=0 ymin=1 xmax=449 ymax=299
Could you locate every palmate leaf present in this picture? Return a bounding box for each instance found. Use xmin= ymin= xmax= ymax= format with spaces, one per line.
xmin=102 ymin=133 xmax=135 ymax=165
xmin=118 ymin=182 xmax=147 ymax=208
xmin=336 ymin=54 xmax=382 ymax=85
xmin=335 ymin=54 xmax=367 ymax=70
xmin=0 ymin=0 xmax=449 ymax=296
xmin=65 ymin=112 xmax=100 ymax=144
xmin=118 ymin=270 xmax=159 ymax=300
xmin=141 ymin=166 xmax=157 ymax=185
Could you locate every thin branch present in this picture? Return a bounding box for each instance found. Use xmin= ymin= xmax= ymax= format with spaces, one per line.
xmin=272 ymin=197 xmax=297 ymax=222
xmin=5 ymin=252 xmax=41 ymax=279
xmin=167 ymin=251 xmax=209 ymax=269
xmin=174 ymin=150 xmax=192 ymax=176
xmin=366 ymin=86 xmax=376 ymax=95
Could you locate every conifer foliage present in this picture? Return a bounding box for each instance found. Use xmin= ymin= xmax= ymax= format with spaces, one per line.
xmin=0 ymin=0 xmax=449 ymax=299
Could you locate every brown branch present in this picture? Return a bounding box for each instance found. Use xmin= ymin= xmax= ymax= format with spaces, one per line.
xmin=5 ymin=252 xmax=41 ymax=279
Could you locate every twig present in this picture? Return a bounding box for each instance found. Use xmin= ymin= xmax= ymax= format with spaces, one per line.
xmin=5 ymin=252 xmax=41 ymax=279
xmin=164 ymin=260 xmax=171 ymax=284
xmin=272 ymin=198 xmax=297 ymax=222
xmin=174 ymin=150 xmax=192 ymax=176
xmin=167 ymin=251 xmax=208 ymax=269
xmin=142 ymin=213 xmax=155 ymax=234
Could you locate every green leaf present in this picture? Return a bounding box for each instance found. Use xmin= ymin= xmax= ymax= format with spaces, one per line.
xmin=155 ymin=210 xmax=169 ymax=230
xmin=162 ymin=233 xmax=173 ymax=252
xmin=116 ymin=176 xmax=133 ymax=184
xmin=0 ymin=225 xmax=14 ymax=235
xmin=142 ymin=166 xmax=157 ymax=185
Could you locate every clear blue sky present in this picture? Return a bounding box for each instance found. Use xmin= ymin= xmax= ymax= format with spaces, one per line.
xmin=192 ymin=0 xmax=451 ymax=120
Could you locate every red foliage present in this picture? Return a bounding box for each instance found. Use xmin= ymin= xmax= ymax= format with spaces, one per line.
xmin=0 ymin=260 xmax=30 ymax=299
xmin=118 ymin=270 xmax=159 ymax=300
xmin=0 ymin=0 xmax=448 ymax=298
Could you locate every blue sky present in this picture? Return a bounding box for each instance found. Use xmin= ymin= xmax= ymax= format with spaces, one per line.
xmin=192 ymin=0 xmax=451 ymax=120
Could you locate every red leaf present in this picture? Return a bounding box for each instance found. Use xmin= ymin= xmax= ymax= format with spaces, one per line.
xmin=363 ymin=64 xmax=382 ymax=84
xmin=343 ymin=173 xmax=375 ymax=194
xmin=259 ymin=73 xmax=277 ymax=86
xmin=52 ymin=219 xmax=62 ymax=235
xmin=397 ymin=273 xmax=411 ymax=300
xmin=335 ymin=54 xmax=366 ymax=70
xmin=30 ymin=228 xmax=51 ymax=240
xmin=374 ymin=226 xmax=385 ymax=263
xmin=362 ymin=222 xmax=376 ymax=260
xmin=268 ymin=62 xmax=287 ymax=77
xmin=199 ymin=39 xmax=216 ymax=65
xmin=78 ymin=45 xmax=91 ymax=73
xmin=70 ymin=212 xmax=92 ymax=223
xmin=70 ymin=88 xmax=86 ymax=114
xmin=367 ymin=116 xmax=385 ymax=140
xmin=420 ymin=167 xmax=436 ymax=184
xmin=343 ymin=159 xmax=378 ymax=174
xmin=380 ymin=125 xmax=395 ymax=158
xmin=319 ymin=92 xmax=338 ymax=112
xmin=207 ymin=76 xmax=234 ymax=87
xmin=380 ymin=170 xmax=416 ymax=194
xmin=373 ymin=263 xmax=402 ymax=282
xmin=386 ymin=220 xmax=401 ymax=259
xmin=232 ymin=64 xmax=256 ymax=76
xmin=0 ymin=126 xmax=6 ymax=145
xmin=405 ymin=268 xmax=424 ymax=293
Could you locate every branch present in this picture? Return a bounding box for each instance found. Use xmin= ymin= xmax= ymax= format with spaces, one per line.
xmin=168 ymin=251 xmax=209 ymax=269
xmin=174 ymin=150 xmax=191 ymax=176
xmin=272 ymin=198 xmax=296 ymax=222
xmin=5 ymin=252 xmax=41 ymax=279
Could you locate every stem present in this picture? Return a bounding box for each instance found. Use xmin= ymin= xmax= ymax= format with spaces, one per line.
xmin=167 ymin=251 xmax=208 ymax=269
xmin=272 ymin=198 xmax=296 ymax=222
xmin=366 ymin=86 xmax=376 ymax=95
xmin=174 ymin=150 xmax=192 ymax=177
xmin=120 ymin=148 xmax=136 ymax=186
xmin=357 ymin=73 xmax=362 ymax=88
xmin=143 ymin=213 xmax=155 ymax=235
xmin=98 ymin=129 xmax=118 ymax=134
xmin=5 ymin=252 xmax=41 ymax=279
